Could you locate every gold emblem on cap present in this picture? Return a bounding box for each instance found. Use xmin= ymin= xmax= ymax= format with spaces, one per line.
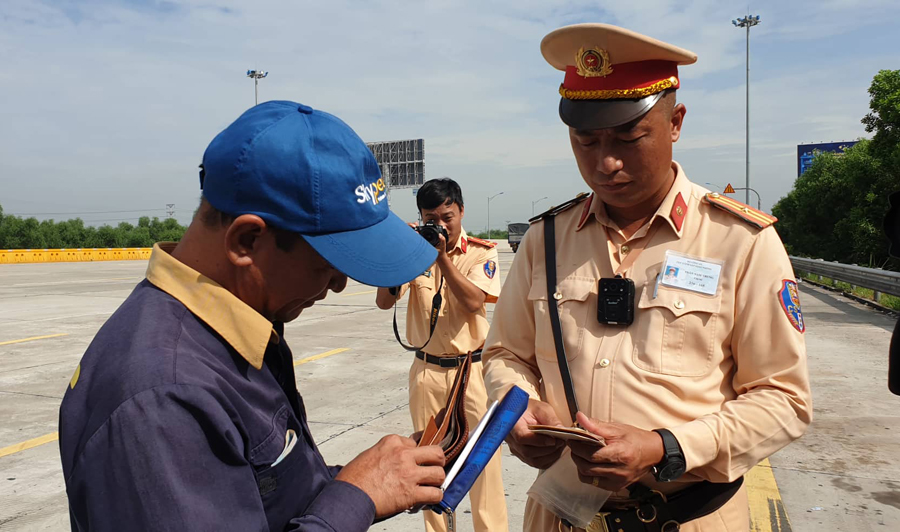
xmin=576 ymin=47 xmax=613 ymax=78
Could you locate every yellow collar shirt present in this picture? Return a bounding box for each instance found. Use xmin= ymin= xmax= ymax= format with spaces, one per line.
xmin=483 ymin=163 xmax=812 ymax=489
xmin=399 ymin=228 xmax=501 ymax=355
xmin=59 ymin=243 xmax=379 ymax=531
xmin=146 ymin=243 xmax=277 ymax=368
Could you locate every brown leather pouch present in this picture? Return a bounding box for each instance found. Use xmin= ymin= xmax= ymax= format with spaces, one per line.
xmin=417 ymin=352 xmax=473 ymax=464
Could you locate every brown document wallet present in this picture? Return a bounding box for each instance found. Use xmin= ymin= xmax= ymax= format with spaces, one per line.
xmin=416 ymin=351 xmax=473 ymax=465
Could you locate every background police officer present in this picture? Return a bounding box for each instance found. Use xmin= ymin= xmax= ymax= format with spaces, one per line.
xmin=376 ymin=177 xmax=508 ymax=532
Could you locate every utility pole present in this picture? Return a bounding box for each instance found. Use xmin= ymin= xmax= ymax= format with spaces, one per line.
xmin=246 ymin=69 xmax=269 ymax=106
xmin=487 ymin=192 xmax=504 ymax=240
xmin=532 ymin=196 xmax=548 ymax=217
xmin=733 ymin=14 xmax=760 ymax=205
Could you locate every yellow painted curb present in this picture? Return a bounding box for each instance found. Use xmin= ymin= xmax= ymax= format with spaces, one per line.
xmin=747 ymin=458 xmax=793 ymax=531
xmin=0 ymin=248 xmax=152 ymax=264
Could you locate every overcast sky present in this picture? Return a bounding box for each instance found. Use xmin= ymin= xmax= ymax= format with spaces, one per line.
xmin=1 ymin=0 xmax=897 ymax=232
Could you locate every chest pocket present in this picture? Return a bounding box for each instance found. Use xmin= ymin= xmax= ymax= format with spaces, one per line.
xmin=633 ymin=284 xmax=721 ymax=377
xmin=528 ymin=277 xmax=595 ymax=362
xmin=409 ymin=273 xmax=438 ymax=309
xmin=250 ymin=405 xmax=331 ymax=531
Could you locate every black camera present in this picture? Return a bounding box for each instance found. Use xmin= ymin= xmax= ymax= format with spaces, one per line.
xmin=415 ymin=221 xmax=449 ymax=248
xmin=598 ymin=276 xmax=635 ymax=326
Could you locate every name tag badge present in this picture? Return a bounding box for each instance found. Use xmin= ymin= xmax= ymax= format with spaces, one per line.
xmin=659 ymin=251 xmax=723 ymax=296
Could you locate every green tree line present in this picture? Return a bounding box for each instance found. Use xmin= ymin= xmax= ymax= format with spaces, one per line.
xmin=470 ymin=230 xmax=510 ymax=240
xmin=0 ymin=207 xmax=187 ymax=249
xmin=773 ymin=69 xmax=900 ymax=270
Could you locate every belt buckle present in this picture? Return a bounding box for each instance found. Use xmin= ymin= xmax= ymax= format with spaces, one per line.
xmin=586 ymin=512 xmax=610 ymax=532
xmin=439 ymin=357 xmax=458 ymax=368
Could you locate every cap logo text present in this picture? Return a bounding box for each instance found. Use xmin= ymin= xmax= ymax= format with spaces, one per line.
xmin=355 ymin=178 xmax=387 ymax=205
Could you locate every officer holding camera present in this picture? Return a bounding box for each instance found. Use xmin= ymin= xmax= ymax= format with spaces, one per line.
xmin=376 ymin=177 xmax=508 ymax=532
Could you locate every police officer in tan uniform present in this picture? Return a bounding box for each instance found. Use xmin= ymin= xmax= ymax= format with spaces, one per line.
xmin=376 ymin=178 xmax=508 ymax=532
xmin=482 ymin=24 xmax=812 ymax=532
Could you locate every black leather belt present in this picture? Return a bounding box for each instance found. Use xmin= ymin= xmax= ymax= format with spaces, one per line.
xmin=415 ymin=350 xmax=481 ymax=367
xmin=572 ymin=478 xmax=744 ymax=532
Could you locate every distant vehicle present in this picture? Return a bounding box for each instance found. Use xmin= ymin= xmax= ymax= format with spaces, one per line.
xmin=507 ymin=223 xmax=529 ymax=253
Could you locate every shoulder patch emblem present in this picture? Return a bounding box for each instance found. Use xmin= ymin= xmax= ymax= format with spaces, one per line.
xmin=704 ymin=192 xmax=777 ymax=229
xmin=778 ymin=280 xmax=805 ymax=333
xmin=484 ymin=260 xmax=497 ymax=279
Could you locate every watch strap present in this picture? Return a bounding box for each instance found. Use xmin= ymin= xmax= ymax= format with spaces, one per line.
xmin=654 ymin=428 xmax=682 ymax=457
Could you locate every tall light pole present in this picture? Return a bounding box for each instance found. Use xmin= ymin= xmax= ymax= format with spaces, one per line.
xmin=532 ymin=196 xmax=548 ymax=217
xmin=246 ymin=69 xmax=268 ymax=106
xmin=733 ymin=14 xmax=760 ymax=206
xmin=487 ymin=192 xmax=504 ymax=240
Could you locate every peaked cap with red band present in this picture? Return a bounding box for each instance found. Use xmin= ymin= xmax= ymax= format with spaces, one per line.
xmin=541 ymin=24 xmax=697 ymax=130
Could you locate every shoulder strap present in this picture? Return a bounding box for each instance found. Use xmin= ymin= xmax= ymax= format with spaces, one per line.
xmin=467 ymin=236 xmax=498 ymax=249
xmin=704 ymin=192 xmax=777 ymax=229
xmin=529 ymin=192 xmax=591 ymax=224
xmin=392 ymin=278 xmax=444 ymax=352
xmin=542 ymin=215 xmax=580 ymax=424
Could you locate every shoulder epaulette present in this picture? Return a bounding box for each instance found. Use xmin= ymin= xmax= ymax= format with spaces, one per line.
xmin=528 ymin=192 xmax=591 ymax=224
xmin=704 ymin=192 xmax=777 ymax=229
xmin=467 ymin=236 xmax=497 ymax=249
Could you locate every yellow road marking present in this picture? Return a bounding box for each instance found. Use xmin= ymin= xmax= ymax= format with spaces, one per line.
xmin=747 ymin=458 xmax=793 ymax=531
xmin=1 ymin=349 xmax=350 ymax=457
xmin=0 ymin=432 xmax=59 ymax=459
xmin=0 ymin=333 xmax=68 ymax=346
xmin=294 ymin=348 xmax=350 ymax=366
xmin=6 ymin=277 xmax=138 ymax=288
xmin=340 ymin=289 xmax=377 ymax=297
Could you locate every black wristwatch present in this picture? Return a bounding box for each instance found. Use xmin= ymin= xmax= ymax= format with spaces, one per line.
xmin=651 ymin=428 xmax=686 ymax=482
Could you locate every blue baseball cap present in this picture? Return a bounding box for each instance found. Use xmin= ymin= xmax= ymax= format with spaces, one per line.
xmin=200 ymin=100 xmax=436 ymax=287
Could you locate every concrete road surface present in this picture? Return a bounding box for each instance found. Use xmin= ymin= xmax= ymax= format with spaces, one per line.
xmin=1 ymin=243 xmax=898 ymax=531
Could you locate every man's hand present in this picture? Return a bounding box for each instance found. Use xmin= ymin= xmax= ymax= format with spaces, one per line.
xmin=567 ymin=412 xmax=664 ymax=491
xmin=431 ymin=227 xmax=487 ymax=313
xmin=435 ymin=232 xmax=449 ymax=262
xmin=506 ymin=399 xmax=566 ymax=470
xmin=336 ymin=435 xmax=446 ymax=518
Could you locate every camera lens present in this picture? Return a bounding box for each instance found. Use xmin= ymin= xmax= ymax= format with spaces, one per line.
xmin=417 ymin=223 xmax=443 ymax=248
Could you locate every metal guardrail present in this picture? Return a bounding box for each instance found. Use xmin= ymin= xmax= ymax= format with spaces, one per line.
xmin=790 ymin=256 xmax=900 ymax=298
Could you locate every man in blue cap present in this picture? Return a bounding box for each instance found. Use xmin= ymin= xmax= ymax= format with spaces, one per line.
xmin=59 ymin=101 xmax=447 ymax=531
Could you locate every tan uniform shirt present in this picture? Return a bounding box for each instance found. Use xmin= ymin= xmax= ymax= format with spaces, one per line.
xmin=483 ymin=163 xmax=812 ymax=486
xmin=399 ymin=228 xmax=501 ymax=355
